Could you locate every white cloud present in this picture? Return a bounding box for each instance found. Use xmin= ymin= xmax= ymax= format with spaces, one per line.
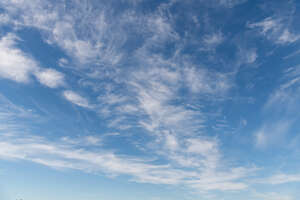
xmin=0 ymin=133 xmax=173 ymax=183
xmin=130 ymin=66 xmax=201 ymax=134
xmin=264 ymin=65 xmax=300 ymax=113
xmin=257 ymin=64 xmax=300 ymax=150
xmin=233 ymin=47 xmax=258 ymax=67
xmin=0 ymin=133 xmax=254 ymax=191
xmin=184 ymin=67 xmax=231 ymax=95
xmin=203 ymin=32 xmax=224 ymax=47
xmin=165 ymin=133 xmax=178 ymax=151
xmin=147 ymin=15 xmax=178 ymax=41
xmin=189 ymin=180 xmax=247 ymax=191
xmin=61 ymin=135 xmax=102 ymax=146
xmin=218 ymin=0 xmax=248 ymax=8
xmin=98 ymin=93 xmax=128 ymax=105
xmin=186 ymin=138 xmax=218 ymax=155
xmin=245 ymin=49 xmax=257 ymax=63
xmin=58 ymin=58 xmax=69 ymax=67
xmin=0 ymin=0 xmax=123 ymax=66
xmin=254 ymin=121 xmax=291 ymax=148
xmin=0 ymin=33 xmax=38 ymax=83
xmin=187 ymin=167 xmax=254 ymax=191
xmin=53 ymin=60 xmax=254 ymax=192
xmin=0 ymin=0 xmax=266 ymax=195
xmin=117 ymin=104 xmax=139 ymax=113
xmin=261 ymin=173 xmax=300 ymax=185
xmin=248 ymin=17 xmax=300 ymax=44
xmin=248 ymin=17 xmax=279 ymax=35
xmin=85 ymin=136 xmax=101 ymax=145
xmin=0 ymin=93 xmax=38 ymax=133
xmin=283 ymin=49 xmax=300 ymax=60
xmin=53 ymin=27 xmax=98 ymax=64
xmin=63 ymin=90 xmax=90 ymax=108
xmin=254 ymin=192 xmax=294 ymax=200
xmin=0 ymin=13 xmax=11 ymax=25
xmin=121 ymin=61 xmax=240 ymax=192
xmin=255 ymin=128 xmax=267 ymax=147
xmin=0 ymin=33 xmax=66 ymax=88
xmin=118 ymin=67 xmax=246 ymax=190
xmin=278 ymin=29 xmax=300 ymax=44
xmin=34 ymin=68 xmax=65 ymax=88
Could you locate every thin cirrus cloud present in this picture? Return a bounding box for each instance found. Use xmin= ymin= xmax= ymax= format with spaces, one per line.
xmin=60 ymin=135 xmax=102 ymax=146
xmin=0 ymin=0 xmax=300 ymax=199
xmin=254 ymin=120 xmax=292 ymax=148
xmin=248 ymin=16 xmax=300 ymax=44
xmin=218 ymin=0 xmax=248 ymax=8
xmin=0 ymin=132 xmax=254 ymax=191
xmin=254 ymin=64 xmax=300 ymax=148
xmin=254 ymin=192 xmax=294 ymax=200
xmin=259 ymin=173 xmax=300 ymax=185
xmin=63 ymin=90 xmax=91 ymax=108
xmin=2 ymin=0 xmax=123 ymax=66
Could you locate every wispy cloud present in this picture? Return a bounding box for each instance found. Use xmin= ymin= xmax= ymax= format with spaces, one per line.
xmin=264 ymin=65 xmax=300 ymax=114
xmin=254 ymin=192 xmax=294 ymax=200
xmin=1 ymin=0 xmax=124 ymax=66
xmin=0 ymin=132 xmax=255 ymax=191
xmin=254 ymin=120 xmax=292 ymax=148
xmin=243 ymin=49 xmax=257 ymax=64
xmin=217 ymin=0 xmax=248 ymax=8
xmin=2 ymin=0 xmax=298 ymax=197
xmin=278 ymin=29 xmax=300 ymax=44
xmin=202 ymin=32 xmax=224 ymax=49
xmin=60 ymin=135 xmax=102 ymax=146
xmin=260 ymin=173 xmax=300 ymax=185
xmin=0 ymin=93 xmax=40 ymax=134
xmin=254 ymin=64 xmax=300 ymax=148
xmin=0 ymin=33 xmax=65 ymax=88
xmin=248 ymin=16 xmax=300 ymax=44
xmin=184 ymin=66 xmax=231 ymax=95
xmin=63 ymin=90 xmax=91 ymax=108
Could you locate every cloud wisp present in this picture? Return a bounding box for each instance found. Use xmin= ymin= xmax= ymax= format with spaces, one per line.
xmin=248 ymin=16 xmax=300 ymax=45
xmin=63 ymin=90 xmax=91 ymax=108
xmin=0 ymin=133 xmax=255 ymax=191
xmin=1 ymin=0 xmax=300 ymax=199
xmin=0 ymin=33 xmax=65 ymax=88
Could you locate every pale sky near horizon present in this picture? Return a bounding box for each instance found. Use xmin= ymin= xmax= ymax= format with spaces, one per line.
xmin=0 ymin=0 xmax=300 ymax=200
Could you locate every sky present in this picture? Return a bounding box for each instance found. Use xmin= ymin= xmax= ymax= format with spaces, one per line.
xmin=0 ymin=0 xmax=300 ymax=199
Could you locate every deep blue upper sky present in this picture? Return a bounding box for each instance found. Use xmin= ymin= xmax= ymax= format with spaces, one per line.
xmin=0 ymin=0 xmax=300 ymax=200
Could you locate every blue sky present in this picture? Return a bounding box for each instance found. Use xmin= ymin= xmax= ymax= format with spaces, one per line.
xmin=0 ymin=0 xmax=300 ymax=199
